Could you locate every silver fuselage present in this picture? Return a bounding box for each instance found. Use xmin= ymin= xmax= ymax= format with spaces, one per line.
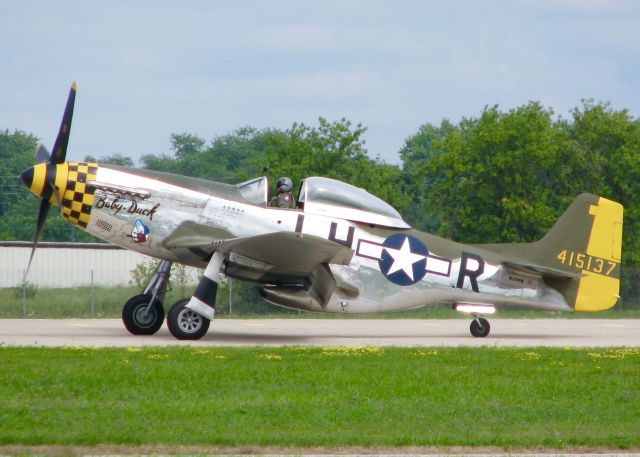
xmin=82 ymin=165 xmax=570 ymax=314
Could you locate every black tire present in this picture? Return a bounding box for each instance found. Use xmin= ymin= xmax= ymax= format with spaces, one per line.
xmin=122 ymin=294 xmax=164 ymax=335
xmin=167 ymin=299 xmax=210 ymax=340
xmin=470 ymin=317 xmax=490 ymax=338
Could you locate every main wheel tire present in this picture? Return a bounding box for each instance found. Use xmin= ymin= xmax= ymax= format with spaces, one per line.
xmin=122 ymin=294 xmax=164 ymax=335
xmin=167 ymin=299 xmax=210 ymax=340
xmin=470 ymin=317 xmax=490 ymax=338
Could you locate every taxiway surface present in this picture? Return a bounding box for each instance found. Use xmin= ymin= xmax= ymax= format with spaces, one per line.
xmin=0 ymin=318 xmax=638 ymax=347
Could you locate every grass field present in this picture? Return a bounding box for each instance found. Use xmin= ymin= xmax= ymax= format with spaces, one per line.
xmin=0 ymin=285 xmax=195 ymax=319
xmin=1 ymin=346 xmax=639 ymax=449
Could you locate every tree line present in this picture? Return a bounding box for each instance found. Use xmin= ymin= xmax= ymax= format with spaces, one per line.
xmin=2 ymin=99 xmax=639 ymax=304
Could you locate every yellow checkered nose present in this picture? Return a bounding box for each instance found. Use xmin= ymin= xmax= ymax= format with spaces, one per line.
xmin=60 ymin=162 xmax=98 ymax=228
xmin=21 ymin=161 xmax=98 ymax=229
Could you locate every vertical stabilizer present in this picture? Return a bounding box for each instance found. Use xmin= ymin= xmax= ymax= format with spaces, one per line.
xmin=537 ymin=194 xmax=623 ymax=311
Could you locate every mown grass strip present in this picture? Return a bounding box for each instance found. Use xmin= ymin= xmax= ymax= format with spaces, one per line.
xmin=0 ymin=346 xmax=638 ymax=448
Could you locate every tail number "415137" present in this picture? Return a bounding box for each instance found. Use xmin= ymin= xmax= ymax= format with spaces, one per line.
xmin=556 ymin=250 xmax=617 ymax=276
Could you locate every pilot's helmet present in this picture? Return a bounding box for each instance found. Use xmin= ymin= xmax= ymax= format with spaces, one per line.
xmin=276 ymin=177 xmax=293 ymax=193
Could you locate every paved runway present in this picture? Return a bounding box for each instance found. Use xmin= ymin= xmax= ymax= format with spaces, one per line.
xmin=0 ymin=318 xmax=638 ymax=347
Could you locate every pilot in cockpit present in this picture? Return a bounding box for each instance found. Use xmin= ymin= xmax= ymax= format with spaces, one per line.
xmin=268 ymin=176 xmax=297 ymax=209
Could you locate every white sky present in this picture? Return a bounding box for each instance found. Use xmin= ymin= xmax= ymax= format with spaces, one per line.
xmin=1 ymin=0 xmax=639 ymax=166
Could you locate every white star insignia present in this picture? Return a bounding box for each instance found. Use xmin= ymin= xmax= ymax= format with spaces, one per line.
xmin=384 ymin=237 xmax=425 ymax=281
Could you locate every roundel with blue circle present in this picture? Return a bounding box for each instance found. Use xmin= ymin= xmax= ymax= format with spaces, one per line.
xmin=378 ymin=233 xmax=429 ymax=286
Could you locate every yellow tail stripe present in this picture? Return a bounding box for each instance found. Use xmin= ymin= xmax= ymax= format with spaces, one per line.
xmin=575 ymin=197 xmax=623 ymax=311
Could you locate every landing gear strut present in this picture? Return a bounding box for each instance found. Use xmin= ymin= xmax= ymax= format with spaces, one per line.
xmin=454 ymin=304 xmax=494 ymax=338
xmin=470 ymin=317 xmax=490 ymax=338
xmin=122 ymin=259 xmax=172 ymax=335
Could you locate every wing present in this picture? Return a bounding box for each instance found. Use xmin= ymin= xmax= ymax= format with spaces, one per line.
xmin=163 ymin=225 xmax=354 ymax=307
xmin=217 ymin=231 xmax=353 ymax=279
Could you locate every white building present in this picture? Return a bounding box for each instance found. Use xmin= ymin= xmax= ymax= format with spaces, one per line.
xmin=0 ymin=242 xmax=200 ymax=288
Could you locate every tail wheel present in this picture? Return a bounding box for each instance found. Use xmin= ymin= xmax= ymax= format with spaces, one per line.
xmin=122 ymin=294 xmax=164 ymax=335
xmin=167 ymin=299 xmax=210 ymax=340
xmin=470 ymin=317 xmax=490 ymax=338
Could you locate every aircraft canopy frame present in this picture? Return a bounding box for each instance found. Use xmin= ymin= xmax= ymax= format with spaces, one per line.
xmin=237 ymin=176 xmax=269 ymax=206
xmin=298 ymin=176 xmax=411 ymax=229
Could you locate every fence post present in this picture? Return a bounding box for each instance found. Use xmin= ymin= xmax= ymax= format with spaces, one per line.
xmin=22 ymin=270 xmax=27 ymax=317
xmin=90 ymin=270 xmax=95 ymax=316
xmin=229 ymin=278 xmax=233 ymax=316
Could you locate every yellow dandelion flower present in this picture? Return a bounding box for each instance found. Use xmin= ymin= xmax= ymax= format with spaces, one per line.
xmin=413 ymin=350 xmax=439 ymax=356
xmin=257 ymin=354 xmax=283 ymax=361
xmin=321 ymin=346 xmax=383 ymax=356
xmin=146 ymin=354 xmax=169 ymax=360
xmin=519 ymin=352 xmax=541 ymax=361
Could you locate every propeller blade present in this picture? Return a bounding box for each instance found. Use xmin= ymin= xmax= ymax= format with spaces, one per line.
xmin=24 ymin=82 xmax=77 ymax=280
xmin=25 ymin=198 xmax=51 ymax=279
xmin=35 ymin=144 xmax=50 ymax=163
xmin=50 ymin=81 xmax=77 ymax=164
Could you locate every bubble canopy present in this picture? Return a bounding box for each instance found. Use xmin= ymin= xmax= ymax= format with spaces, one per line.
xmin=298 ymin=177 xmax=411 ymax=229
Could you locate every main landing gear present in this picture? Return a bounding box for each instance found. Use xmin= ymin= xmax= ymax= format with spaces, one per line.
xmin=122 ymin=259 xmax=172 ymax=335
xmin=122 ymin=253 xmax=223 ymax=341
xmin=122 ymin=259 xmax=212 ymax=338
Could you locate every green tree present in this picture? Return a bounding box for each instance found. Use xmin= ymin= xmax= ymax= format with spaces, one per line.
xmin=400 ymin=119 xmax=456 ymax=231
xmin=262 ymin=118 xmax=410 ymax=213
xmin=0 ymin=130 xmax=52 ymax=241
xmin=414 ymin=103 xmax=571 ymax=243
xmin=208 ymin=127 xmax=281 ymax=181
xmin=141 ymin=129 xmax=274 ymax=182
xmin=168 ymin=133 xmax=206 ymax=177
xmin=0 ymin=129 xmax=37 ymax=222
xmin=140 ymin=133 xmax=206 ymax=175
xmin=84 ymin=152 xmax=135 ymax=167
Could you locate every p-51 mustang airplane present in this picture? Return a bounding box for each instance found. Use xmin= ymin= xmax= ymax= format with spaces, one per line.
xmin=20 ymin=83 xmax=624 ymax=339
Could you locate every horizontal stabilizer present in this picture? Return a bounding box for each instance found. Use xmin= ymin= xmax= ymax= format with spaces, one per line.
xmin=501 ymin=261 xmax=583 ymax=279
